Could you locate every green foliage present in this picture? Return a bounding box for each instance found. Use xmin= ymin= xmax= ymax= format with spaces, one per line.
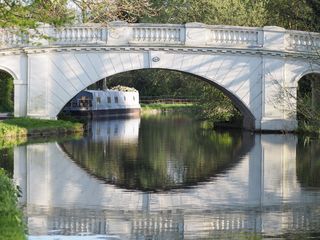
xmin=0 ymin=0 xmax=74 ymax=29
xmin=143 ymin=0 xmax=268 ymax=26
xmin=0 ymin=169 xmax=26 ymax=240
xmin=144 ymin=0 xmax=319 ymax=32
xmin=0 ymin=71 xmax=14 ymax=113
xmin=71 ymin=0 xmax=156 ymax=23
xmin=196 ymin=85 xmax=241 ymax=124
xmin=296 ymin=137 xmax=320 ymax=187
xmin=265 ymin=0 xmax=320 ymax=32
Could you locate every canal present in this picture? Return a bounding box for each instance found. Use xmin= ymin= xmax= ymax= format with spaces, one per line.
xmin=6 ymin=113 xmax=320 ymax=239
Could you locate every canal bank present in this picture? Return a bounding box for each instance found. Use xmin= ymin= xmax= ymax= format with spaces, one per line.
xmin=0 ymin=118 xmax=84 ymax=140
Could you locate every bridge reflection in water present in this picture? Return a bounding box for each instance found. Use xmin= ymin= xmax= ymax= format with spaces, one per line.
xmin=13 ymin=116 xmax=320 ymax=239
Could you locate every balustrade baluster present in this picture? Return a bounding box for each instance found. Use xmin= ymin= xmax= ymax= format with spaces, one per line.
xmin=227 ymin=31 xmax=232 ymax=43
xmin=163 ymin=29 xmax=167 ymax=42
xmin=88 ymin=28 xmax=95 ymax=42
xmin=61 ymin=29 xmax=65 ymax=43
xmin=133 ymin=28 xmax=137 ymax=41
xmin=150 ymin=28 xmax=154 ymax=41
xmin=248 ymin=31 xmax=253 ymax=44
xmin=138 ymin=28 xmax=142 ymax=41
xmin=66 ymin=28 xmax=70 ymax=42
xmin=155 ymin=28 xmax=160 ymax=42
xmin=66 ymin=29 xmax=70 ymax=42
xmin=169 ymin=28 xmax=173 ymax=42
xmin=55 ymin=29 xmax=61 ymax=44
xmin=141 ymin=28 xmax=145 ymax=42
xmin=94 ymin=28 xmax=99 ymax=42
xmin=221 ymin=30 xmax=225 ymax=43
xmin=145 ymin=28 xmax=149 ymax=41
xmin=176 ymin=29 xmax=180 ymax=42
xmin=235 ymin=31 xmax=240 ymax=44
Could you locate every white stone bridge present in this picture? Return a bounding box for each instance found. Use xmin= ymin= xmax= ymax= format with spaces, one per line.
xmin=1 ymin=22 xmax=320 ymax=130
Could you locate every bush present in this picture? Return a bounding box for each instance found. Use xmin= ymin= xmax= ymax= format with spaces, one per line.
xmin=0 ymin=169 xmax=26 ymax=240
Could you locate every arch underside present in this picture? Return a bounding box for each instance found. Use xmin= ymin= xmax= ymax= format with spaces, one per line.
xmin=28 ymin=51 xmax=263 ymax=129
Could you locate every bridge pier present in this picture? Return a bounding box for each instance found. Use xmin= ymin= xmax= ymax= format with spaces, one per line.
xmin=14 ymin=81 xmax=27 ymax=117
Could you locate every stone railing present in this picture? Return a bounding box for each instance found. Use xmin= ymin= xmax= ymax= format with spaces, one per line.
xmin=49 ymin=25 xmax=107 ymax=45
xmin=207 ymin=26 xmax=263 ymax=47
xmin=130 ymin=25 xmax=183 ymax=44
xmin=286 ymin=30 xmax=320 ymax=52
xmin=0 ymin=29 xmax=29 ymax=47
xmin=0 ymin=22 xmax=319 ymax=54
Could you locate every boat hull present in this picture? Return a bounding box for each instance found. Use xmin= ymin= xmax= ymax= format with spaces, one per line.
xmin=63 ymin=108 xmax=141 ymax=119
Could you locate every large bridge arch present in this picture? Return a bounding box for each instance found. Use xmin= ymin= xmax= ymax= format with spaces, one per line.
xmin=39 ymin=50 xmax=261 ymax=129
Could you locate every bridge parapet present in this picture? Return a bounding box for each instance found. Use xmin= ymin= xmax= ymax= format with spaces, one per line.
xmin=286 ymin=30 xmax=320 ymax=52
xmin=0 ymin=23 xmax=319 ymax=54
xmin=0 ymin=29 xmax=29 ymax=47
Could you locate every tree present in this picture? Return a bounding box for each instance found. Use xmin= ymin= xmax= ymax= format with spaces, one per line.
xmin=143 ymin=0 xmax=268 ymax=27
xmin=264 ymin=0 xmax=318 ymax=32
xmin=0 ymin=0 xmax=74 ymax=29
xmin=69 ymin=0 xmax=156 ymax=23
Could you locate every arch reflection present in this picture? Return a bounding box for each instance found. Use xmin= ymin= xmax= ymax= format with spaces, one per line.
xmin=59 ymin=114 xmax=254 ymax=191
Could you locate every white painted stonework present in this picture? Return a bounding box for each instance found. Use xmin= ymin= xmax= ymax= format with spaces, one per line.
xmin=0 ymin=22 xmax=319 ymax=130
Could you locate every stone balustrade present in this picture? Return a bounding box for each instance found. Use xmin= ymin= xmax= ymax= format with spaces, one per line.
xmin=50 ymin=26 xmax=107 ymax=44
xmin=0 ymin=23 xmax=319 ymax=53
xmin=0 ymin=29 xmax=29 ymax=47
xmin=286 ymin=30 xmax=320 ymax=52
xmin=208 ymin=26 xmax=263 ymax=47
xmin=131 ymin=25 xmax=183 ymax=44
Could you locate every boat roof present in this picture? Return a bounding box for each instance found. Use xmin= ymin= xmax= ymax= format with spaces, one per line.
xmin=84 ymin=89 xmax=137 ymax=94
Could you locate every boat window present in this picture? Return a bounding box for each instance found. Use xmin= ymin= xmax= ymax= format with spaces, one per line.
xmin=115 ymin=96 xmax=118 ymax=103
xmin=96 ymin=97 xmax=101 ymax=103
xmin=124 ymin=96 xmax=126 ymax=101
xmin=133 ymin=96 xmax=135 ymax=101
xmin=107 ymin=97 xmax=111 ymax=103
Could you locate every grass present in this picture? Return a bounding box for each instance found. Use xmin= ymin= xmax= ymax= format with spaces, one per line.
xmin=0 ymin=168 xmax=26 ymax=240
xmin=0 ymin=117 xmax=83 ymax=139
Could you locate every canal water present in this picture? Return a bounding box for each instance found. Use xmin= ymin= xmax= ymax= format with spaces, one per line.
xmin=7 ymin=113 xmax=320 ymax=239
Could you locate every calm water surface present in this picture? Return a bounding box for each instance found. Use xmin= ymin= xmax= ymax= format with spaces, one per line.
xmin=9 ymin=113 xmax=320 ymax=239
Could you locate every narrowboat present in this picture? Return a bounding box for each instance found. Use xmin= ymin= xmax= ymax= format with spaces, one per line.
xmin=62 ymin=87 xmax=141 ymax=118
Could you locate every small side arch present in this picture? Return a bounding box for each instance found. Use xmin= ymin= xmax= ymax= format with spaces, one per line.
xmin=0 ymin=66 xmax=17 ymax=114
xmin=0 ymin=65 xmax=18 ymax=81
xmin=294 ymin=68 xmax=320 ymax=85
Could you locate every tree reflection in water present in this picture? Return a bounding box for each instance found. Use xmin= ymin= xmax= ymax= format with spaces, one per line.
xmin=296 ymin=137 xmax=320 ymax=188
xmin=60 ymin=114 xmax=254 ymax=191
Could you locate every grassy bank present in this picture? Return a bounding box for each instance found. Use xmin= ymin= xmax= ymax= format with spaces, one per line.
xmin=0 ymin=168 xmax=26 ymax=240
xmin=297 ymin=122 xmax=320 ymax=137
xmin=0 ymin=118 xmax=83 ymax=139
